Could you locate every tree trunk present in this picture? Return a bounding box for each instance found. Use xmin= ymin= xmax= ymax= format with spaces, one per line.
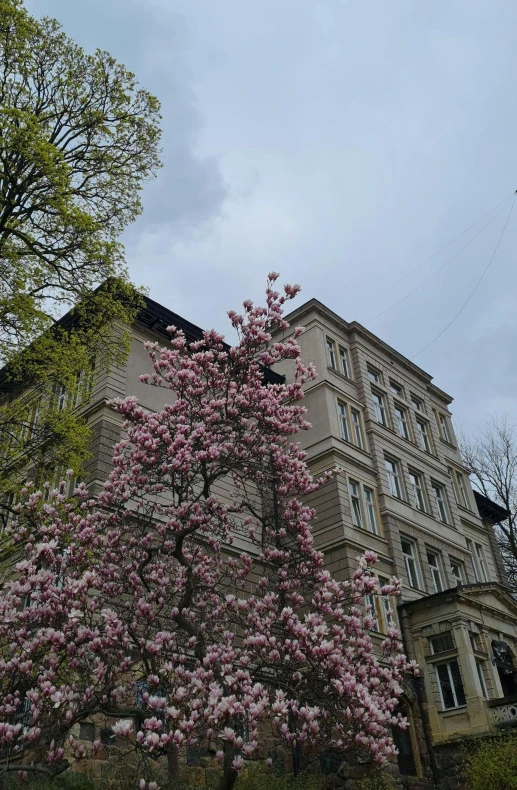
xmin=216 ymin=743 xmax=238 ymax=790
xmin=166 ymin=743 xmax=181 ymax=788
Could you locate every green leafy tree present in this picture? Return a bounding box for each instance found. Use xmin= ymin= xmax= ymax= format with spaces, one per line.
xmin=0 ymin=0 xmax=161 ymax=499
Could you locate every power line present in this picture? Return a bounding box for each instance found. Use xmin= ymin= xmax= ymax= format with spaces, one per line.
xmin=352 ymin=191 xmax=515 ymax=319
xmin=411 ymin=193 xmax=517 ymax=361
xmin=363 ymin=197 xmax=513 ymax=324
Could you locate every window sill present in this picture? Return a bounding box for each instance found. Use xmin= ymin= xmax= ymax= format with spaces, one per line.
xmin=351 ymin=524 xmax=387 ymax=543
xmin=327 ymin=366 xmax=355 ymax=385
xmin=337 ymin=435 xmax=370 ymax=457
xmin=439 ymin=437 xmax=457 ymax=451
xmin=439 ymin=705 xmax=467 ymax=717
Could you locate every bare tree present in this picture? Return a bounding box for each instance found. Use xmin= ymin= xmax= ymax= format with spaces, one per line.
xmin=460 ymin=415 xmax=517 ymax=588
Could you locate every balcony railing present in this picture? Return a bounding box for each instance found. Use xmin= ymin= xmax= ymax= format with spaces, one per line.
xmin=488 ymin=694 xmax=517 ymax=727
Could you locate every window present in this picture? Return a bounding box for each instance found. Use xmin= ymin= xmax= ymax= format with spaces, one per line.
xmin=436 ymin=661 xmax=466 ymax=710
xmin=366 ymin=576 xmax=392 ymax=634
xmin=431 ymin=482 xmax=450 ymax=524
xmin=372 ymin=391 xmax=387 ymax=426
xmin=55 ymin=383 xmax=67 ymax=411
xmin=338 ymin=402 xmax=350 ymax=443
xmin=476 ymin=661 xmax=488 ymax=699
xmin=467 ymin=539 xmax=489 ymax=582
xmin=411 ymin=395 xmax=423 ymax=411
xmin=349 ymin=480 xmax=363 ymax=528
xmin=350 ymin=409 xmax=363 ymax=449
xmin=474 ymin=543 xmax=489 ymax=582
xmin=427 ymin=551 xmax=444 ymax=593
xmin=408 ymin=471 xmax=426 ymax=512
xmin=430 ymin=632 xmax=454 ymax=654
xmin=367 ymin=366 xmax=381 ymax=383
xmin=339 ymin=346 xmax=350 ymax=378
xmin=338 ymin=401 xmax=364 ymax=449
xmin=450 ymin=559 xmax=465 ymax=587
xmin=416 ymin=419 xmax=432 ymax=453
xmin=326 ymin=337 xmax=337 ymax=369
xmin=438 ymin=413 xmax=452 ymax=444
xmin=394 ymin=405 xmax=410 ymax=440
xmin=364 ymin=487 xmax=378 ymax=534
xmin=390 ymin=380 xmax=404 ymax=398
xmin=401 ymin=538 xmax=421 ymax=589
xmin=385 ymin=458 xmax=402 ymax=499
xmin=455 ymin=471 xmax=469 ymax=509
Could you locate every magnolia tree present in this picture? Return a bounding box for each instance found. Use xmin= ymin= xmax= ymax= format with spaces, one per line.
xmin=0 ymin=276 xmax=416 ymax=789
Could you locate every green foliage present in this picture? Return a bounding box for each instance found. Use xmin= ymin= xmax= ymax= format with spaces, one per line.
xmin=0 ymin=0 xmax=161 ymax=361
xmin=464 ymin=731 xmax=517 ymax=790
xmin=231 ymin=763 xmax=321 ymax=790
xmin=2 ymin=770 xmax=95 ymax=790
xmin=0 ymin=0 xmax=157 ymax=497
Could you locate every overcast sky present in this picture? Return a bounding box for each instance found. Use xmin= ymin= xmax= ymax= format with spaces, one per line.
xmin=28 ymin=0 xmax=517 ymax=434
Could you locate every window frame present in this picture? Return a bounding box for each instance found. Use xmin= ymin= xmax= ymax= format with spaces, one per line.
xmin=389 ymin=380 xmax=404 ymax=398
xmin=348 ymin=479 xmax=364 ymax=529
xmin=372 ymin=389 xmax=388 ymax=426
xmin=429 ymin=632 xmax=454 ymax=655
xmin=401 ymin=537 xmax=421 ymax=589
xmin=431 ymin=481 xmax=450 ymax=524
xmin=385 ymin=457 xmax=403 ymax=499
xmin=455 ymin=471 xmax=470 ymax=509
xmin=427 ymin=550 xmax=444 ymax=593
xmin=339 ymin=345 xmax=351 ymax=378
xmin=350 ymin=408 xmax=364 ymax=449
xmin=436 ymin=660 xmax=466 ymax=710
xmin=337 ymin=400 xmax=364 ymax=450
xmin=363 ymin=486 xmax=378 ymax=535
xmin=438 ymin=412 xmax=453 ymax=444
xmin=475 ymin=661 xmax=488 ymax=699
xmin=394 ymin=403 xmax=411 ymax=440
xmin=475 ymin=542 xmax=489 ymax=582
xmin=367 ymin=366 xmax=381 ymax=384
xmin=408 ymin=469 xmax=427 ymax=512
xmin=415 ymin=417 xmax=432 ymax=453
xmin=411 ymin=395 xmax=424 ymax=412
xmin=326 ymin=337 xmax=337 ymax=370
xmin=449 ymin=558 xmax=465 ymax=587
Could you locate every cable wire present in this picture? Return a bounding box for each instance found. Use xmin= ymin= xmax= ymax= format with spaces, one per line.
xmin=352 ymin=191 xmax=515 ymax=318
xmin=363 ymin=196 xmax=513 ymax=324
xmin=411 ymin=193 xmax=517 ymax=360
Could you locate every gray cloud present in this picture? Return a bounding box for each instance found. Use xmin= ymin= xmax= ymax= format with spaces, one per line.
xmin=25 ymin=0 xmax=517 ymax=433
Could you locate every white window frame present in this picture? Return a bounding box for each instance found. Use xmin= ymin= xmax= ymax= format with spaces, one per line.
xmin=394 ymin=404 xmax=410 ymax=440
xmin=401 ymin=537 xmax=421 ymax=589
xmin=339 ymin=346 xmax=350 ymax=378
xmin=427 ymin=550 xmax=444 ymax=593
xmin=326 ymin=337 xmax=337 ymax=370
xmin=367 ymin=366 xmax=381 ymax=384
xmin=431 ymin=482 xmax=450 ymax=524
xmin=350 ymin=409 xmax=363 ymax=449
xmin=411 ymin=395 xmax=424 ymax=412
xmin=338 ymin=401 xmax=350 ymax=443
xmin=363 ymin=487 xmax=378 ymax=535
xmin=439 ymin=413 xmax=452 ymax=444
xmin=385 ymin=458 xmax=402 ymax=499
xmin=372 ymin=391 xmax=387 ymax=426
xmin=475 ymin=543 xmax=489 ymax=582
xmin=349 ymin=480 xmax=363 ymax=529
xmin=450 ymin=558 xmax=465 ymax=587
xmin=416 ymin=418 xmax=432 ymax=453
xmin=390 ymin=380 xmax=404 ymax=398
xmin=455 ymin=471 xmax=469 ymax=509
xmin=55 ymin=383 xmax=67 ymax=411
xmin=435 ymin=661 xmax=466 ymax=710
xmin=409 ymin=470 xmax=426 ymax=512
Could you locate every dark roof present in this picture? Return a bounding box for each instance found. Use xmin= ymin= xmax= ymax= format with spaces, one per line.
xmin=474 ymin=491 xmax=509 ymax=525
xmin=0 ymin=287 xmax=285 ymax=390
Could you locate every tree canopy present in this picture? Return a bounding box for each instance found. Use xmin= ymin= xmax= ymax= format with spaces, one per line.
xmin=0 ymin=277 xmax=415 ymax=790
xmin=0 ymin=0 xmax=161 ymax=361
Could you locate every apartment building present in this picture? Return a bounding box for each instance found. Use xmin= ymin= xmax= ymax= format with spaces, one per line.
xmin=8 ymin=293 xmax=515 ymax=788
xmin=270 ymin=298 xmax=517 ymax=784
